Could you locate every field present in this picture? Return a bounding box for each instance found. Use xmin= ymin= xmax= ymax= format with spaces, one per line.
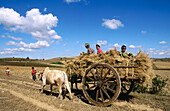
xmin=0 ymin=58 xmax=170 ymax=111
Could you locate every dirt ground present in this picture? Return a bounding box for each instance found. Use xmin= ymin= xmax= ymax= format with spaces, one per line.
xmin=0 ymin=64 xmax=170 ymax=111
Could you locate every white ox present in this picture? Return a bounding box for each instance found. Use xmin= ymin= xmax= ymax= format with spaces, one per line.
xmin=41 ymin=67 xmax=72 ymax=99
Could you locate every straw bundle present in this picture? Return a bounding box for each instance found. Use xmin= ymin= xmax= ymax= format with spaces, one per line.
xmin=65 ymin=49 xmax=154 ymax=85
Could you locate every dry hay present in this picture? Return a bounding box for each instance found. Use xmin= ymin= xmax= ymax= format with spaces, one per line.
xmin=65 ymin=49 xmax=154 ymax=85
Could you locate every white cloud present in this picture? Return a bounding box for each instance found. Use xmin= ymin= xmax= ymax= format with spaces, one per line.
xmin=44 ymin=8 xmax=47 ymax=12
xmin=56 ymin=41 xmax=60 ymax=45
xmin=103 ymin=44 xmax=112 ymax=50
xmin=147 ymin=48 xmax=170 ymax=57
xmin=76 ymin=41 xmax=80 ymax=44
xmin=63 ymin=43 xmax=67 ymax=46
xmin=7 ymin=35 xmax=22 ymax=41
xmin=0 ymin=48 xmax=34 ymax=55
xmin=50 ymin=40 xmax=54 ymax=44
xmin=158 ymin=52 xmax=164 ymax=55
xmin=0 ymin=51 xmax=18 ymax=55
xmin=159 ymin=41 xmax=166 ymax=44
xmin=162 ymin=46 xmax=170 ymax=48
xmin=0 ymin=7 xmax=22 ymax=28
xmin=148 ymin=48 xmax=155 ymax=51
xmin=113 ymin=43 xmax=121 ymax=48
xmin=66 ymin=50 xmax=70 ymax=52
xmin=129 ymin=45 xmax=142 ymax=49
xmin=6 ymin=40 xmax=50 ymax=49
xmin=129 ymin=45 xmax=135 ymax=48
xmin=6 ymin=41 xmax=16 ymax=46
xmin=64 ymin=0 xmax=81 ymax=3
xmin=51 ymin=34 xmax=62 ymax=40
xmin=141 ymin=30 xmax=147 ymax=34
xmin=0 ymin=7 xmax=61 ymax=41
xmin=1 ymin=35 xmax=5 ymax=38
xmin=97 ymin=40 xmax=107 ymax=45
xmin=4 ymin=48 xmax=34 ymax=52
xmin=155 ymin=49 xmax=170 ymax=55
xmin=102 ymin=19 xmax=124 ymax=30
xmin=146 ymin=48 xmax=155 ymax=53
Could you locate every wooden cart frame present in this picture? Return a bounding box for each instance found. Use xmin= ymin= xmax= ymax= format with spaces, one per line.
xmin=68 ymin=60 xmax=139 ymax=107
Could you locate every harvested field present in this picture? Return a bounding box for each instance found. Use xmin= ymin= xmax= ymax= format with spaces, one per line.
xmin=0 ymin=66 xmax=65 ymax=79
xmin=0 ymin=61 xmax=169 ymax=111
xmin=153 ymin=62 xmax=170 ymax=70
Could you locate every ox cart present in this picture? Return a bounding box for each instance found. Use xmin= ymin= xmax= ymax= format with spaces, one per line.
xmin=67 ymin=59 xmax=140 ymax=107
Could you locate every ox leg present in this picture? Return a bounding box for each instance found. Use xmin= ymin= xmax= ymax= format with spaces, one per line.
xmin=63 ymin=85 xmax=67 ymax=99
xmin=66 ymin=83 xmax=72 ymax=100
xmin=41 ymin=85 xmax=46 ymax=93
xmin=56 ymin=79 xmax=63 ymax=100
xmin=58 ymin=85 xmax=63 ymax=100
xmin=71 ymin=82 xmax=73 ymax=90
xmin=75 ymin=82 xmax=78 ymax=90
xmin=50 ymin=85 xmax=53 ymax=95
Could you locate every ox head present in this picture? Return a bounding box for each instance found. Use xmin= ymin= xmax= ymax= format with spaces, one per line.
xmin=37 ymin=71 xmax=43 ymax=81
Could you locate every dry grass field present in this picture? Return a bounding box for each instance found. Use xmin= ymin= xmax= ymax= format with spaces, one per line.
xmin=153 ymin=61 xmax=170 ymax=70
xmin=0 ymin=66 xmax=65 ymax=79
xmin=43 ymin=57 xmax=75 ymax=64
xmin=0 ymin=60 xmax=169 ymax=111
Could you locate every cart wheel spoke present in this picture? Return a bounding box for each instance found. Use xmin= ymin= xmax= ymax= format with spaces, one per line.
xmin=101 ymin=87 xmax=111 ymax=99
xmin=122 ymin=85 xmax=128 ymax=91
xmin=96 ymin=67 xmax=99 ymax=80
xmin=100 ymin=89 xmax=104 ymax=102
xmin=86 ymin=85 xmax=95 ymax=90
xmin=103 ymin=76 xmax=113 ymax=83
xmin=121 ymin=80 xmax=134 ymax=94
xmin=102 ymin=69 xmax=110 ymax=80
xmin=90 ymin=70 xmax=97 ymax=80
xmin=85 ymin=82 xmax=95 ymax=84
xmin=96 ymin=89 xmax=99 ymax=102
xmin=103 ymin=82 xmax=116 ymax=86
xmin=103 ymin=86 xmax=115 ymax=93
xmin=86 ymin=76 xmax=94 ymax=81
xmin=100 ymin=66 xmax=103 ymax=79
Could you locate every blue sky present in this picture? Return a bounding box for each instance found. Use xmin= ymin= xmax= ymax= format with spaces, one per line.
xmin=0 ymin=0 xmax=169 ymax=59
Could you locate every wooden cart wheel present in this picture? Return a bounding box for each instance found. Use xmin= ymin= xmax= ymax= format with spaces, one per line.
xmin=121 ymin=80 xmax=134 ymax=95
xmin=82 ymin=63 xmax=121 ymax=107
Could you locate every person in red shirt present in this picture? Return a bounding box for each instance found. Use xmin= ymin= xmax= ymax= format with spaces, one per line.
xmin=5 ymin=67 xmax=10 ymax=76
xmin=96 ymin=43 xmax=103 ymax=54
xmin=32 ymin=67 xmax=36 ymax=81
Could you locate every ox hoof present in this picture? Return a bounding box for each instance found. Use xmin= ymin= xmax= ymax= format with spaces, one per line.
xmin=58 ymin=96 xmax=63 ymax=100
xmin=70 ymin=95 xmax=73 ymax=100
xmin=40 ymin=90 xmax=44 ymax=93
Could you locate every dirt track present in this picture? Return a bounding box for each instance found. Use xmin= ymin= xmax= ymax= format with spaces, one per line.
xmin=0 ymin=68 xmax=170 ymax=111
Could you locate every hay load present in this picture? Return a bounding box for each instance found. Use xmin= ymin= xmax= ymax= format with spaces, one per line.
xmin=65 ymin=49 xmax=154 ymax=85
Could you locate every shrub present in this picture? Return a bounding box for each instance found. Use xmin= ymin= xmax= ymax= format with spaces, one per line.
xmin=133 ymin=75 xmax=168 ymax=94
xmin=150 ymin=75 xmax=168 ymax=94
xmin=51 ymin=62 xmax=64 ymax=65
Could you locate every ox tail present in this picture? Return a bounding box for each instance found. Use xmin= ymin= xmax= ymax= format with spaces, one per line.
xmin=63 ymin=72 xmax=72 ymax=99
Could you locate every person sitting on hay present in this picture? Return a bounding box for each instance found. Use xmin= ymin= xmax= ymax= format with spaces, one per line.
xmin=96 ymin=43 xmax=103 ymax=54
xmin=81 ymin=43 xmax=95 ymax=55
xmin=120 ymin=45 xmax=133 ymax=58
